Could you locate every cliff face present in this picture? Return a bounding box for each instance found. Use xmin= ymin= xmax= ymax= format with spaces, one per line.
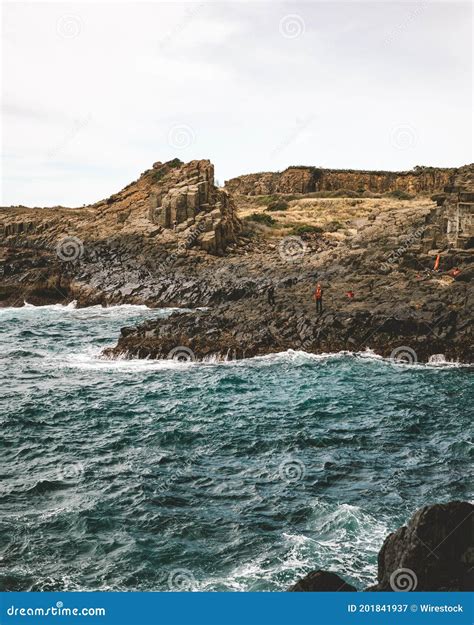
xmin=0 ymin=159 xmax=241 ymax=306
xmin=423 ymin=164 xmax=474 ymax=251
xmin=0 ymin=159 xmax=240 ymax=257
xmin=1 ymin=158 xmax=472 ymax=365
xmin=225 ymin=166 xmax=456 ymax=196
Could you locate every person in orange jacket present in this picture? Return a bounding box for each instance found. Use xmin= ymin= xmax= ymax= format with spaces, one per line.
xmin=313 ymin=283 xmax=323 ymax=313
xmin=433 ymin=253 xmax=440 ymax=272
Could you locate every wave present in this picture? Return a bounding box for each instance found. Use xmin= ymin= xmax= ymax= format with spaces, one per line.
xmin=196 ymin=501 xmax=387 ymax=591
xmin=6 ymin=301 xmax=151 ymax=313
xmin=53 ymin=346 xmax=472 ymax=372
xmin=60 ymin=348 xmax=198 ymax=372
xmin=23 ymin=300 xmax=78 ymax=310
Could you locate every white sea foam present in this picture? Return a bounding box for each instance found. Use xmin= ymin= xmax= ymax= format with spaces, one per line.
xmin=54 ymin=346 xmax=472 ymax=372
xmin=23 ymin=300 xmax=78 ymax=310
xmin=58 ymin=347 xmax=197 ymax=372
xmin=195 ymin=500 xmax=387 ymax=591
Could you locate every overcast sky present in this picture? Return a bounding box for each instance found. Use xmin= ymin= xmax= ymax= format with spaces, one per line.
xmin=1 ymin=1 xmax=472 ymax=206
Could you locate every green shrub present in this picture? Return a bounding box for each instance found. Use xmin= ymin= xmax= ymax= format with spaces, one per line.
xmin=266 ymin=200 xmax=289 ymax=211
xmin=255 ymin=194 xmax=280 ymax=206
xmin=245 ymin=213 xmax=276 ymax=226
xmin=292 ymin=224 xmax=324 ymax=235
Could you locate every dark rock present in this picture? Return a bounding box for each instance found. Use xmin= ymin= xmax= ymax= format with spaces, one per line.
xmin=369 ymin=501 xmax=474 ymax=591
xmin=289 ymin=501 xmax=473 ymax=593
xmin=288 ymin=570 xmax=357 ymax=592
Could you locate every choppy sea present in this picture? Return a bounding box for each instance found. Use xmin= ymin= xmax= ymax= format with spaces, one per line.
xmin=1 ymin=303 xmax=472 ymax=591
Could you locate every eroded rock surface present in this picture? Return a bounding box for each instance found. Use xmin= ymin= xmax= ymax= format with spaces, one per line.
xmin=0 ymin=159 xmax=240 ymax=307
xmin=225 ymin=166 xmax=456 ymax=196
xmin=370 ymin=501 xmax=474 ymax=591
xmin=1 ymin=160 xmax=472 ymax=363
xmin=103 ymin=165 xmax=473 ymax=363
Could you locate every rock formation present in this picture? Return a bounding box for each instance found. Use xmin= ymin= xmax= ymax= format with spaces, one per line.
xmin=148 ymin=160 xmax=240 ymax=255
xmin=0 ymin=159 xmax=241 ymax=306
xmin=0 ymin=159 xmax=472 ymax=364
xmin=423 ymin=165 xmax=474 ymax=251
xmin=369 ymin=501 xmax=473 ymax=592
xmin=103 ymin=164 xmax=473 ymax=363
xmin=225 ymin=166 xmax=456 ymax=196
xmin=288 ymin=501 xmax=473 ymax=592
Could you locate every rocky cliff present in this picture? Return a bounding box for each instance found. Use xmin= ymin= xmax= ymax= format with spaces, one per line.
xmin=1 ymin=159 xmax=472 ymax=363
xmin=225 ymin=166 xmax=456 ymax=196
xmin=104 ymin=164 xmax=474 ymax=363
xmin=0 ymin=159 xmax=241 ymax=307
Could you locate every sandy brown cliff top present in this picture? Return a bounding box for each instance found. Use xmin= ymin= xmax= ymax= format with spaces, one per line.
xmin=225 ymin=165 xmax=458 ymax=196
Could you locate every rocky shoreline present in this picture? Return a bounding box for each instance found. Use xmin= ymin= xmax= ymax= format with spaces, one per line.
xmin=1 ymin=160 xmax=473 ymax=591
xmin=1 ymin=159 xmax=473 ymax=363
xmin=289 ymin=501 xmax=473 ymax=592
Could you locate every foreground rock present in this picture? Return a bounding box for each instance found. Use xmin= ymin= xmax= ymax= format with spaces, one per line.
xmin=102 ymin=291 xmax=472 ymax=363
xmin=289 ymin=501 xmax=474 ymax=592
xmin=289 ymin=571 xmax=356 ymax=592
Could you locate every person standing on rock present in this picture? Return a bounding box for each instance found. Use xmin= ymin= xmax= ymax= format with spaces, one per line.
xmin=314 ymin=283 xmax=323 ymax=314
xmin=267 ymin=285 xmax=276 ymax=306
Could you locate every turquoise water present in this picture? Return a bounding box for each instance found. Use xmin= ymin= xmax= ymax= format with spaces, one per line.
xmin=1 ymin=304 xmax=472 ymax=591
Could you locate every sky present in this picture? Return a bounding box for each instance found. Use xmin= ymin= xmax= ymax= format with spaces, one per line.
xmin=1 ymin=1 xmax=472 ymax=206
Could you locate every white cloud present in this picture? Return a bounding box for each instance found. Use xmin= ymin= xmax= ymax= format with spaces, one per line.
xmin=1 ymin=1 xmax=472 ymax=206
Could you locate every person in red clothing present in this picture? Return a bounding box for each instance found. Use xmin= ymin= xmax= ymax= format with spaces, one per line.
xmin=313 ymin=283 xmax=323 ymax=313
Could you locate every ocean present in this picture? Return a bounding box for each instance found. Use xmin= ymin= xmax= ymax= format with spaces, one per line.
xmin=1 ymin=304 xmax=472 ymax=591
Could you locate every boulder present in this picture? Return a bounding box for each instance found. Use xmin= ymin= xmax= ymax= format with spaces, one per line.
xmin=287 ymin=501 xmax=473 ymax=593
xmin=370 ymin=501 xmax=474 ymax=591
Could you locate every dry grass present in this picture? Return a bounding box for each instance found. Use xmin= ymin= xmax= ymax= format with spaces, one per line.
xmin=237 ymin=195 xmax=433 ymax=238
